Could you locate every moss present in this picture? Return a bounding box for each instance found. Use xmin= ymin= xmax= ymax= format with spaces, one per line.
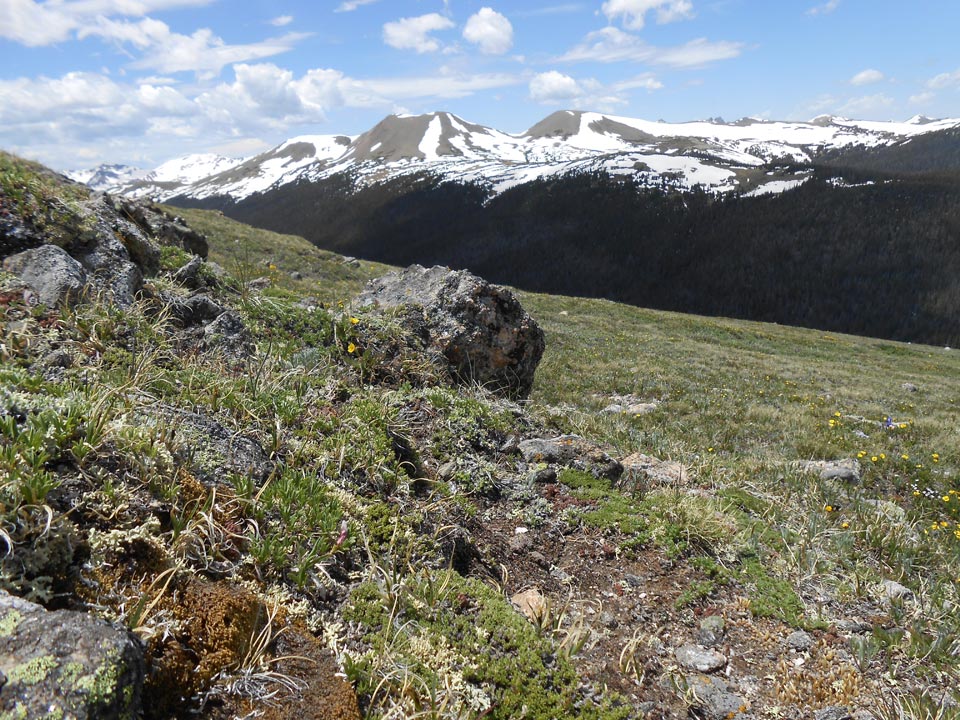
xmin=0 ymin=703 xmax=29 ymax=720
xmin=0 ymin=609 xmax=22 ymax=637
xmin=7 ymin=654 xmax=58 ymax=685
xmin=741 ymin=556 xmax=810 ymax=628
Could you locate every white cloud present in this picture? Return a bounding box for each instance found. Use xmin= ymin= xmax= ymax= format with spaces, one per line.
xmin=909 ymin=91 xmax=935 ymax=105
xmin=927 ymin=68 xmax=960 ymax=90
xmin=270 ymin=15 xmax=293 ymax=27
xmin=850 ymin=68 xmax=883 ymax=86
xmin=0 ymin=0 xmax=213 ymax=46
xmin=836 ymin=93 xmax=894 ymax=116
xmin=463 ymin=8 xmax=514 ymax=55
xmin=807 ymin=0 xmax=840 ymax=15
xmin=515 ymin=4 xmax=584 ymax=17
xmin=601 ymin=0 xmax=694 ymax=30
xmin=359 ymin=72 xmax=522 ymax=101
xmin=560 ymin=27 xmax=743 ymax=68
xmin=383 ymin=13 xmax=455 ymax=53
xmin=335 ymin=0 xmax=379 ymax=11
xmin=529 ymin=71 xmax=583 ymax=103
xmin=611 ymin=73 xmax=663 ymax=91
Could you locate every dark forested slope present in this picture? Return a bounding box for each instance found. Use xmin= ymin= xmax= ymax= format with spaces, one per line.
xmin=173 ymin=160 xmax=960 ymax=346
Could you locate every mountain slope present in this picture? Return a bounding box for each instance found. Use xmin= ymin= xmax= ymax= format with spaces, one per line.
xmin=94 ymin=109 xmax=960 ymax=201
xmin=4 ymin=152 xmax=960 ymax=717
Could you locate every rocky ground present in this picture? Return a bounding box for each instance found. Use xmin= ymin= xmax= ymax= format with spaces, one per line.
xmin=1 ymin=150 xmax=959 ymax=719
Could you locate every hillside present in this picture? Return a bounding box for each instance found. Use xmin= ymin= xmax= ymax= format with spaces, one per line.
xmin=3 ymin=153 xmax=960 ymax=719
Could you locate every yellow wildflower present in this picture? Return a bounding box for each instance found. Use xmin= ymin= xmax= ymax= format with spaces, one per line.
xmin=350 ymin=316 xmax=360 ymax=325
xmin=347 ymin=342 xmax=357 ymax=354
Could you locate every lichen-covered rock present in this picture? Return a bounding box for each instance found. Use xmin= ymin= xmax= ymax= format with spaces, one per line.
xmin=0 ymin=589 xmax=144 ymax=720
xmin=682 ymin=674 xmax=749 ymax=720
xmin=517 ymin=434 xmax=623 ymax=480
xmin=619 ymin=452 xmax=690 ymax=492
xmin=2 ymin=244 xmax=87 ymax=307
xmin=203 ymin=309 xmax=254 ymax=358
xmin=114 ymin=198 xmax=208 ymax=258
xmin=356 ymin=264 xmax=545 ymax=399
xmin=135 ymin=405 xmax=272 ymax=487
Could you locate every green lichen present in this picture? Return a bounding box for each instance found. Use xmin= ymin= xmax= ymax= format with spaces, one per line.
xmin=75 ymin=649 xmax=124 ymax=707
xmin=0 ymin=609 xmax=22 ymax=637
xmin=7 ymin=654 xmax=58 ymax=685
xmin=0 ymin=702 xmax=29 ymax=720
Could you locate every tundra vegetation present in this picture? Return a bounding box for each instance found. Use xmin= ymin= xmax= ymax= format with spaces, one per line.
xmin=1 ymin=153 xmax=959 ymax=718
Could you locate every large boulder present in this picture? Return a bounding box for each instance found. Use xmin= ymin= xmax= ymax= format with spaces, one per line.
xmin=0 ymin=589 xmax=145 ymax=720
xmin=2 ymin=244 xmax=87 ymax=307
xmin=357 ymin=265 xmax=545 ymax=399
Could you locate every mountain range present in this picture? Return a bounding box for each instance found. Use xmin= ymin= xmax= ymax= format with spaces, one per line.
xmin=70 ymin=110 xmax=960 ymax=202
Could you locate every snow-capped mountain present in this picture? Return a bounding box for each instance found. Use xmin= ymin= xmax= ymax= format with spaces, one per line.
xmin=67 ymin=164 xmax=144 ymax=193
xmin=79 ymin=110 xmax=960 ymax=201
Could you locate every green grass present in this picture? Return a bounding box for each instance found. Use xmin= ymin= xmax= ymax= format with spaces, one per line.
xmin=4 ymin=167 xmax=960 ymax=715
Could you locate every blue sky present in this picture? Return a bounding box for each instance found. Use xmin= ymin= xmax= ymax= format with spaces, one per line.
xmin=2 ymin=0 xmax=959 ymax=170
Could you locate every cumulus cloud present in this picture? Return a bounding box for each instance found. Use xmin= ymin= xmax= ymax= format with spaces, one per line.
xmin=836 ymin=93 xmax=894 ymax=116
xmin=528 ymin=69 xmax=659 ymax=109
xmin=529 ymin=71 xmax=583 ymax=103
xmin=270 ymin=15 xmax=293 ymax=27
xmin=927 ymin=68 xmax=960 ymax=90
xmin=560 ymin=27 xmax=742 ymax=68
xmin=807 ymin=0 xmax=840 ymax=16
xmin=850 ymin=68 xmax=884 ymax=86
xmin=0 ymin=0 xmax=213 ymax=46
xmin=383 ymin=13 xmax=455 ymax=53
xmin=463 ymin=8 xmax=514 ymax=55
xmin=601 ymin=0 xmax=694 ymax=30
xmin=336 ymin=0 xmax=380 ymax=11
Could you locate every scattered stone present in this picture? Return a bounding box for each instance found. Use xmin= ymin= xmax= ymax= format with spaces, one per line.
xmin=2 ymin=244 xmax=87 ymax=307
xmin=528 ymin=466 xmax=557 ymax=484
xmin=356 ymin=264 xmax=545 ymax=399
xmin=135 ymin=406 xmax=272 ymax=487
xmin=814 ymin=707 xmax=852 ymax=720
xmin=437 ymin=461 xmax=458 ymax=481
xmin=599 ymin=611 xmax=618 ymax=629
xmin=675 ymin=644 xmax=727 ymax=673
xmin=246 ymin=276 xmax=271 ymax=291
xmin=601 ymin=395 xmax=660 ymax=416
xmin=172 ymin=255 xmax=203 ymax=288
xmin=862 ymin=498 xmax=907 ymax=523
xmin=619 ymin=452 xmax=689 ymax=492
xmin=167 ymin=293 xmax=225 ymax=327
xmin=509 ymin=532 xmax=533 ymax=554
xmin=511 ymin=588 xmax=547 ymax=623
xmin=341 ymin=256 xmax=360 ymax=268
xmin=794 ymin=458 xmax=861 ymax=482
xmin=203 ymin=309 xmax=253 ymax=358
xmin=697 ymin=616 xmax=725 ymax=647
xmin=289 ymin=270 xmax=303 ymax=281
xmin=683 ymin=674 xmax=749 ymax=720
xmin=836 ymin=619 xmax=872 ymax=634
xmin=785 ymin=630 xmax=814 ymax=651
xmin=0 ymin=589 xmax=144 ymax=720
xmin=624 ymin=574 xmax=643 ymax=588
xmin=881 ymin=579 xmax=913 ymax=602
xmin=528 ymin=551 xmax=548 ymax=568
xmin=518 ymin=435 xmax=622 ymax=479
xmin=901 ymin=382 xmax=919 ymax=393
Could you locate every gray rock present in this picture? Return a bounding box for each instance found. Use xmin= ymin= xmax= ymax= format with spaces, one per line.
xmin=246 ymin=276 xmax=271 ymax=292
xmin=881 ymin=579 xmax=913 ymax=602
xmin=509 ymin=533 xmax=533 ymax=554
xmin=116 ymin=199 xmax=208 ymax=258
xmin=785 ymin=630 xmax=814 ymax=651
xmin=203 ymin=309 xmax=253 ymax=358
xmin=528 ymin=466 xmax=557 ymax=484
xmin=518 ymin=435 xmax=622 ymax=479
xmin=683 ymin=674 xmax=748 ymax=719
xmin=599 ymin=611 xmax=618 ymax=629
xmin=168 ymin=293 xmax=225 ymax=327
xmin=289 ymin=271 xmax=303 ymax=281
xmin=356 ymin=265 xmax=545 ymax=399
xmin=0 ymin=589 xmax=144 ymax=720
xmin=619 ymin=452 xmax=689 ymax=492
xmin=172 ymin=255 xmax=204 ymax=288
xmin=901 ymin=382 xmax=919 ymax=393
xmin=2 ymin=244 xmax=87 ymax=307
xmin=136 ymin=406 xmax=272 ymax=487
xmin=71 ymin=214 xmax=144 ymax=306
xmin=675 ymin=643 xmax=727 ymax=673
xmin=697 ymin=616 xmax=725 ymax=647
xmin=794 ymin=459 xmax=861 ymax=482
xmin=814 ymin=707 xmax=852 ymax=720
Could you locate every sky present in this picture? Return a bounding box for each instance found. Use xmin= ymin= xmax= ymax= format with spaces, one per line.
xmin=2 ymin=0 xmax=959 ymax=171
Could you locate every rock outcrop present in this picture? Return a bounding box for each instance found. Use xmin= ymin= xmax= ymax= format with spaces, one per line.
xmin=0 ymin=589 xmax=145 ymax=720
xmin=356 ymin=265 xmax=545 ymax=399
